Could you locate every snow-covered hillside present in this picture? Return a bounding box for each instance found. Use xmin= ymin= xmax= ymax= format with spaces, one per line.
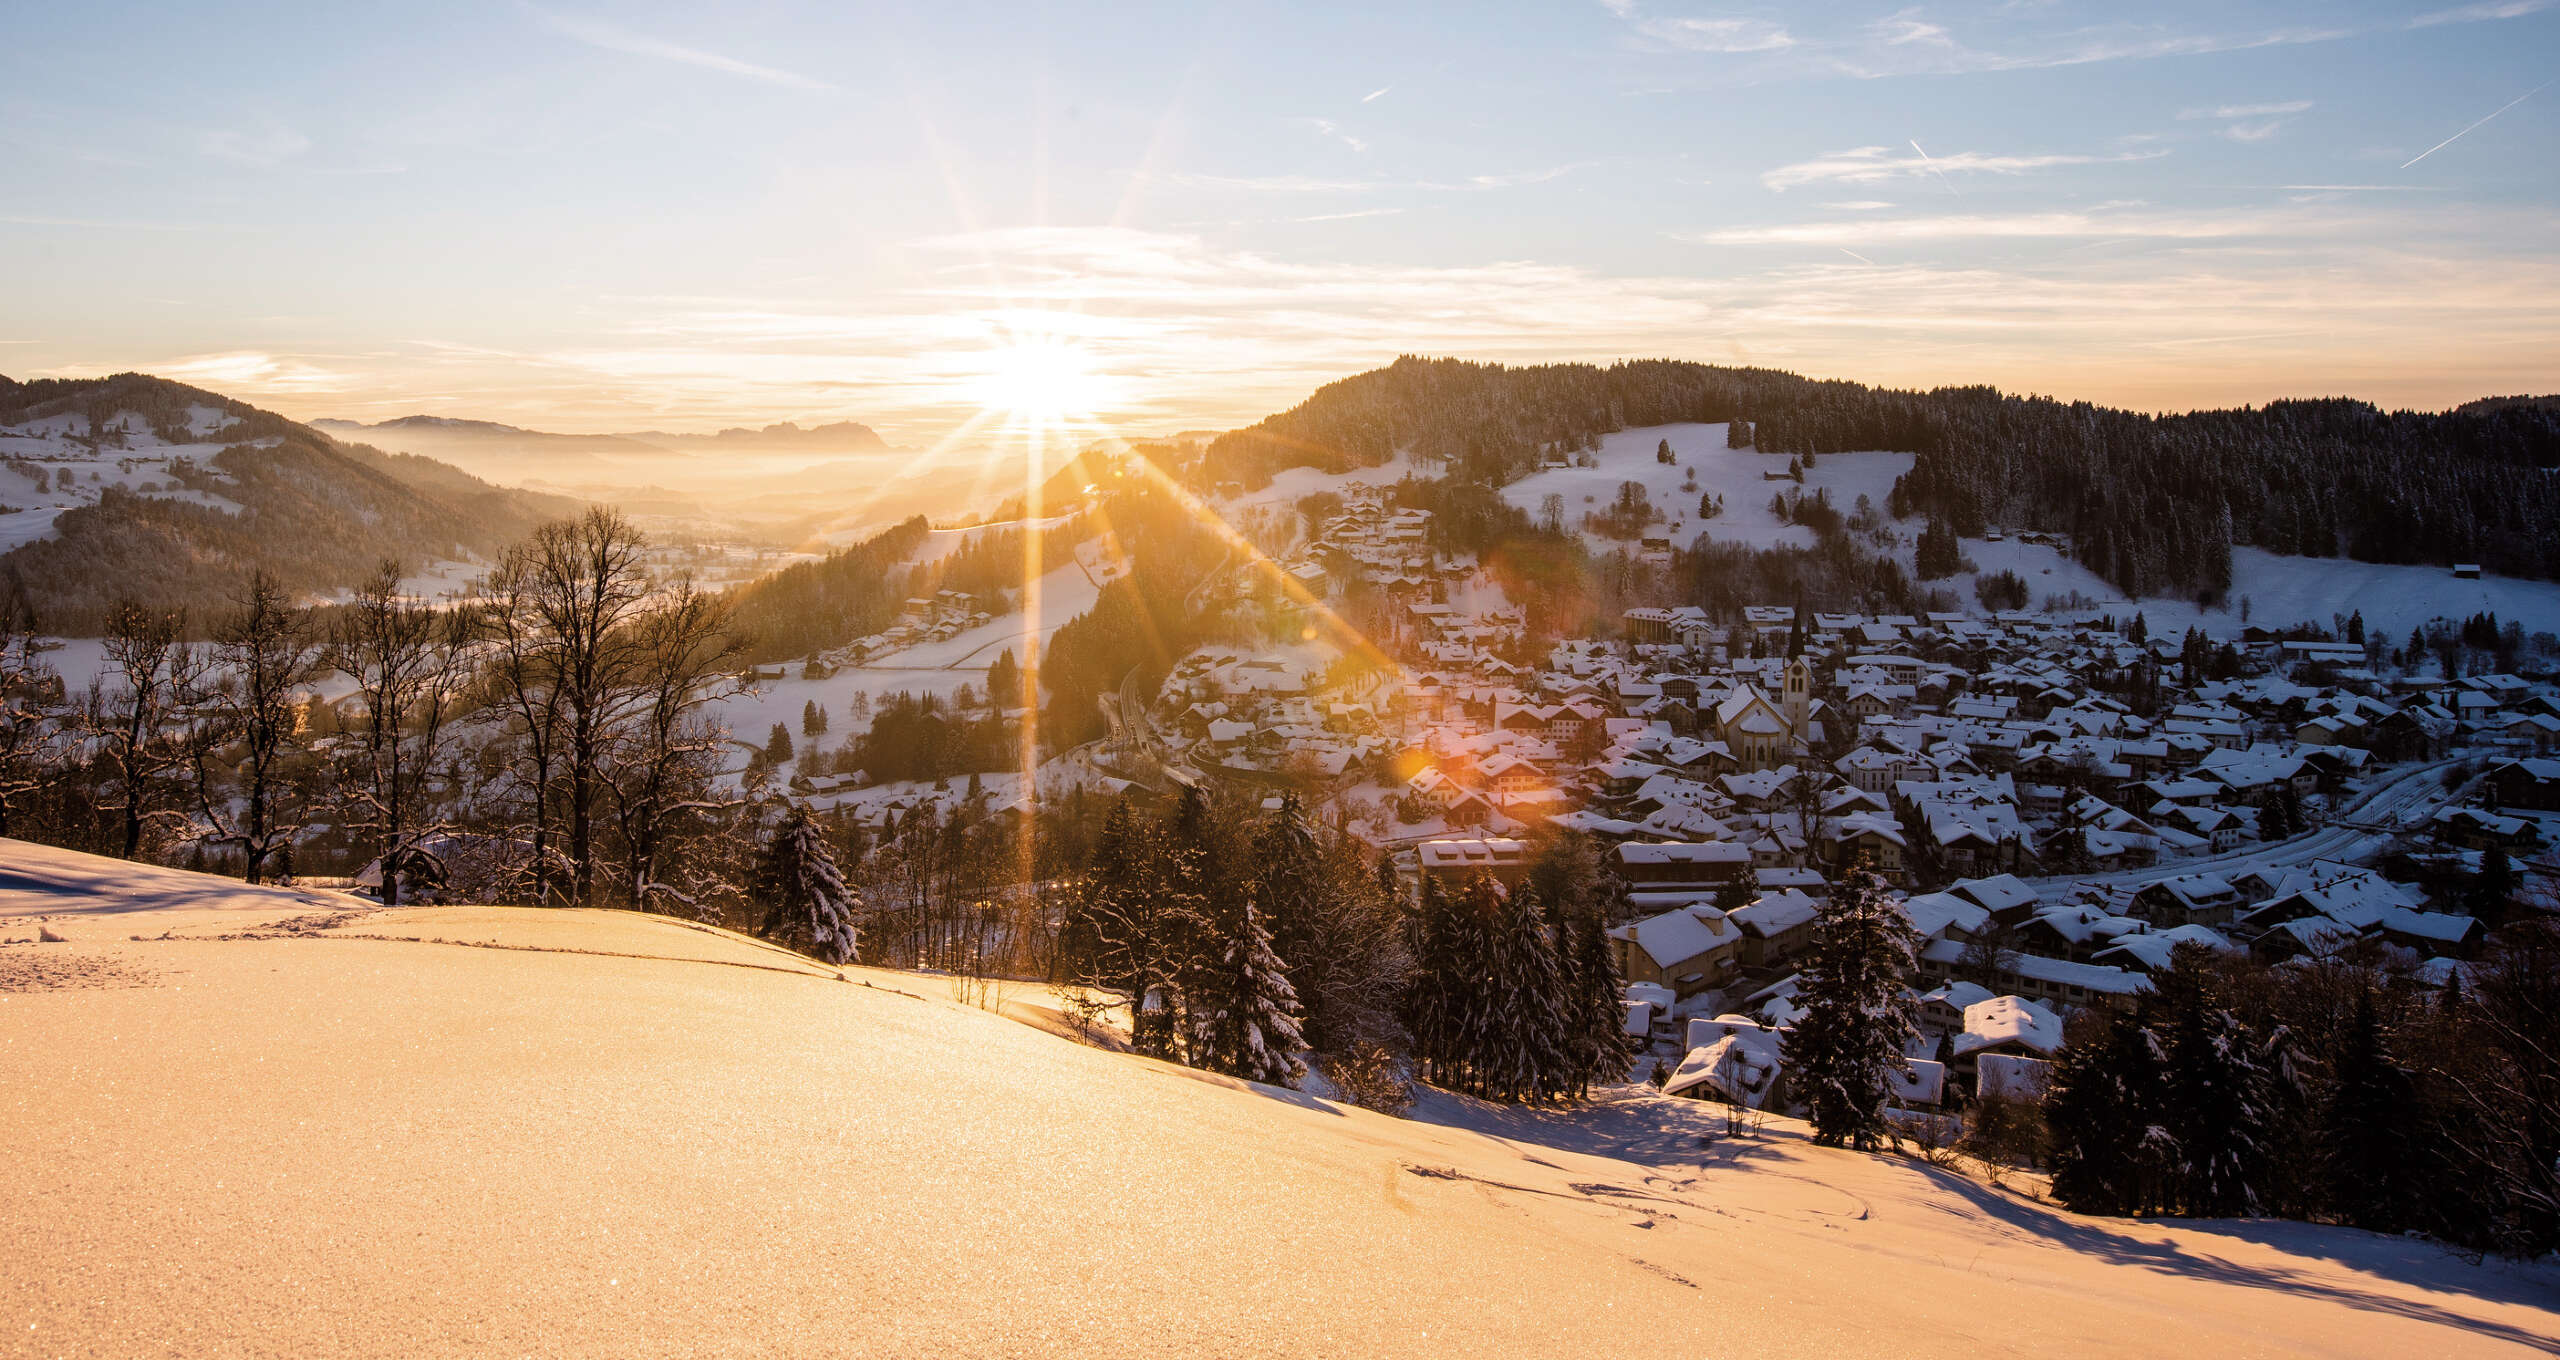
xmin=5 ymin=838 xmax=2553 ymax=1358
xmin=708 ymin=541 xmax=1108 ymax=762
xmin=1504 ymin=423 xmax=2560 ymax=639
xmin=0 ymin=403 xmax=256 ymax=552
xmin=1502 ymin=422 xmax=1911 ymax=552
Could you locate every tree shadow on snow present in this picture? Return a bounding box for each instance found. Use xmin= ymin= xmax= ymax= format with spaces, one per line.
xmin=1907 ymin=1166 xmax=2560 ymax=1354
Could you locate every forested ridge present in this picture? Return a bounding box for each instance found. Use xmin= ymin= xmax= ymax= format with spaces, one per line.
xmin=0 ymin=373 xmax=580 ymax=632
xmin=1203 ymin=357 xmax=2560 ymax=598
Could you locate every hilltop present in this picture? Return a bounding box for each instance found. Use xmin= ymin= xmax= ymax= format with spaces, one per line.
xmin=0 ymin=374 xmax=579 ymax=632
xmin=1199 ymin=357 xmax=2560 ymax=599
xmin=2 ymin=837 xmax=2551 ymax=1358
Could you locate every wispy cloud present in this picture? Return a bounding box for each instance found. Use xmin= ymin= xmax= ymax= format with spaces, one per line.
xmin=1158 ymin=172 xmax=1378 ymax=194
xmin=1690 ymin=208 xmax=2285 ymax=245
xmin=528 ymin=6 xmax=833 ymax=90
xmin=2410 ymin=0 xmax=2553 ymax=27
xmin=1447 ymin=164 xmax=1585 ymax=189
xmin=1634 ymin=16 xmax=1796 ymax=53
xmin=1603 ymin=2 xmax=2548 ymax=79
xmin=1301 ymin=117 xmax=1369 ymax=153
xmin=1361 ymin=85 xmax=1392 ymax=103
xmin=199 ymin=125 xmax=311 ymax=168
xmin=2180 ymin=100 xmax=2313 ymax=120
xmin=153 ymin=352 xmax=355 ymax=394
xmin=499 ymin=225 xmax=2560 ymax=431
xmin=2179 ymin=99 xmax=2311 ymax=142
xmin=1762 ymin=145 xmax=2166 ymax=192
xmin=1871 ymin=10 xmax=1953 ymax=47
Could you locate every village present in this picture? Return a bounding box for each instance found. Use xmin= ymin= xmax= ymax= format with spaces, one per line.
xmin=734 ymin=449 xmax=2560 ymax=1130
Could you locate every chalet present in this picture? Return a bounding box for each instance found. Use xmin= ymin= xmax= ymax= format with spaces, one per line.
xmin=2432 ymin=806 xmax=2540 ymax=853
xmin=2488 ymin=757 xmax=2560 ymax=812
xmin=1915 ymin=981 xmax=1997 ymax=1036
xmin=2119 ymin=875 xmax=2242 ymax=932
xmin=1610 ymin=905 xmax=1744 ymax=998
xmin=1663 ymin=1019 xmax=1787 ymax=1108
xmin=1417 ymin=837 xmax=1530 ymax=886
xmin=1727 ymin=889 xmax=1821 ymax=968
xmin=1615 ymin=840 xmax=1754 ymax=890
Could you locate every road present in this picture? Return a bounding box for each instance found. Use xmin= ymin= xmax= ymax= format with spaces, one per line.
xmin=2024 ymin=757 xmax=2471 ymax=898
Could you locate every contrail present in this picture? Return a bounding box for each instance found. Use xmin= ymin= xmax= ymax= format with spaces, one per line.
xmin=1909 ymin=139 xmax=1960 ymax=195
xmin=1839 ymin=248 xmax=1878 ymax=266
xmin=2402 ymin=79 xmax=2552 ymax=169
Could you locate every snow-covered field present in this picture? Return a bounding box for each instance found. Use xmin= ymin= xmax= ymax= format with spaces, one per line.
xmin=0 ymin=404 xmax=261 ymax=553
xmin=1223 ymin=450 xmax=1422 ymax=514
xmin=1501 ymin=422 xmax=1909 ymax=552
xmin=5 ymin=838 xmax=2554 ymax=1358
xmin=1504 ymin=423 xmax=2560 ymax=639
xmin=905 ymin=511 xmax=1084 ymax=569
xmin=708 ymin=559 xmax=1104 ymax=752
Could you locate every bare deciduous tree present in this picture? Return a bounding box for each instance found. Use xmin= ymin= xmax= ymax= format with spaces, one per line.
xmin=187 ymin=570 xmax=320 ymax=883
xmin=608 ymin=581 xmax=748 ymax=914
xmin=0 ymin=594 xmax=65 ymax=839
xmin=90 ymin=598 xmax=199 ymax=860
xmin=334 ymin=561 xmax=474 ymax=905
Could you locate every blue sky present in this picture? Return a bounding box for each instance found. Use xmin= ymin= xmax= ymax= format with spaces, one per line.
xmin=4 ymin=1 xmax=2555 ymax=442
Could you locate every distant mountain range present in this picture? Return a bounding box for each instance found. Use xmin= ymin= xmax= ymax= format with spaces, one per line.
xmin=316 ymin=412 xmax=998 ymax=549
xmin=313 ymin=414 xmax=891 ymax=461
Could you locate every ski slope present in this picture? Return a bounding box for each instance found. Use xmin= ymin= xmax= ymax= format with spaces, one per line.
xmin=4 ymin=837 xmax=2553 ymax=1359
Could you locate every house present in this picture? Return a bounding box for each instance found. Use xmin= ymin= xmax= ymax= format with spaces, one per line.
xmin=1976 ymin=1053 xmax=2055 ymax=1105
xmin=2433 ymin=806 xmax=2540 ymax=853
xmin=1615 ymin=840 xmax=1754 ymax=890
xmin=1610 ymin=905 xmax=1744 ymax=998
xmin=1902 ymin=891 xmax=1990 ymax=943
xmin=2131 ymin=872 xmax=2245 ymax=927
xmin=1727 ymin=889 xmax=1822 ymax=968
xmin=1416 ymin=837 xmax=1531 ymax=886
xmin=1916 ymin=980 xmax=1998 ymax=1035
xmin=1890 ymin=1058 xmax=1948 ymax=1112
xmin=1949 ymin=996 xmax=2064 ymax=1086
xmin=2488 ymin=757 xmax=2560 ymax=812
xmin=1918 ymin=938 xmax=2149 ymax=1008
xmin=1663 ymin=1019 xmax=1787 ymax=1108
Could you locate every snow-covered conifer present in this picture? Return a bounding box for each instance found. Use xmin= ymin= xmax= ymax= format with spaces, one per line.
xmin=1191 ymin=898 xmax=1306 ymax=1087
xmin=752 ymin=805 xmax=858 ymax=964
xmin=1787 ymin=866 xmax=1920 ymax=1150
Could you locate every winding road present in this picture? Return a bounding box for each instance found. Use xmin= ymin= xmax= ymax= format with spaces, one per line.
xmin=2024 ymin=756 xmax=2472 ymax=899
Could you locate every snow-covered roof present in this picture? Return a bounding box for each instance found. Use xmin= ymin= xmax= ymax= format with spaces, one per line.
xmin=1663 ymin=1027 xmax=1786 ymax=1107
xmin=1613 ymin=906 xmax=1741 ymax=969
xmin=1954 ymin=996 xmax=2063 ymax=1057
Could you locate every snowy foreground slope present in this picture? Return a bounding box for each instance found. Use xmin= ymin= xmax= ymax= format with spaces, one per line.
xmin=4 ymin=842 xmax=2555 ymax=1359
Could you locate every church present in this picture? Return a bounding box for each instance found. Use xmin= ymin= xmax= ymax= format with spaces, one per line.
xmin=1714 ymin=658 xmax=1819 ymax=771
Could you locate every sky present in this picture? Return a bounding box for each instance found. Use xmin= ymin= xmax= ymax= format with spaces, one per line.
xmin=3 ymin=0 xmax=2556 ymax=446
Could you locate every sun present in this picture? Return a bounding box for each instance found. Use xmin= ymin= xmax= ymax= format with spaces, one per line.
xmin=966 ymin=336 xmax=1107 ymax=421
